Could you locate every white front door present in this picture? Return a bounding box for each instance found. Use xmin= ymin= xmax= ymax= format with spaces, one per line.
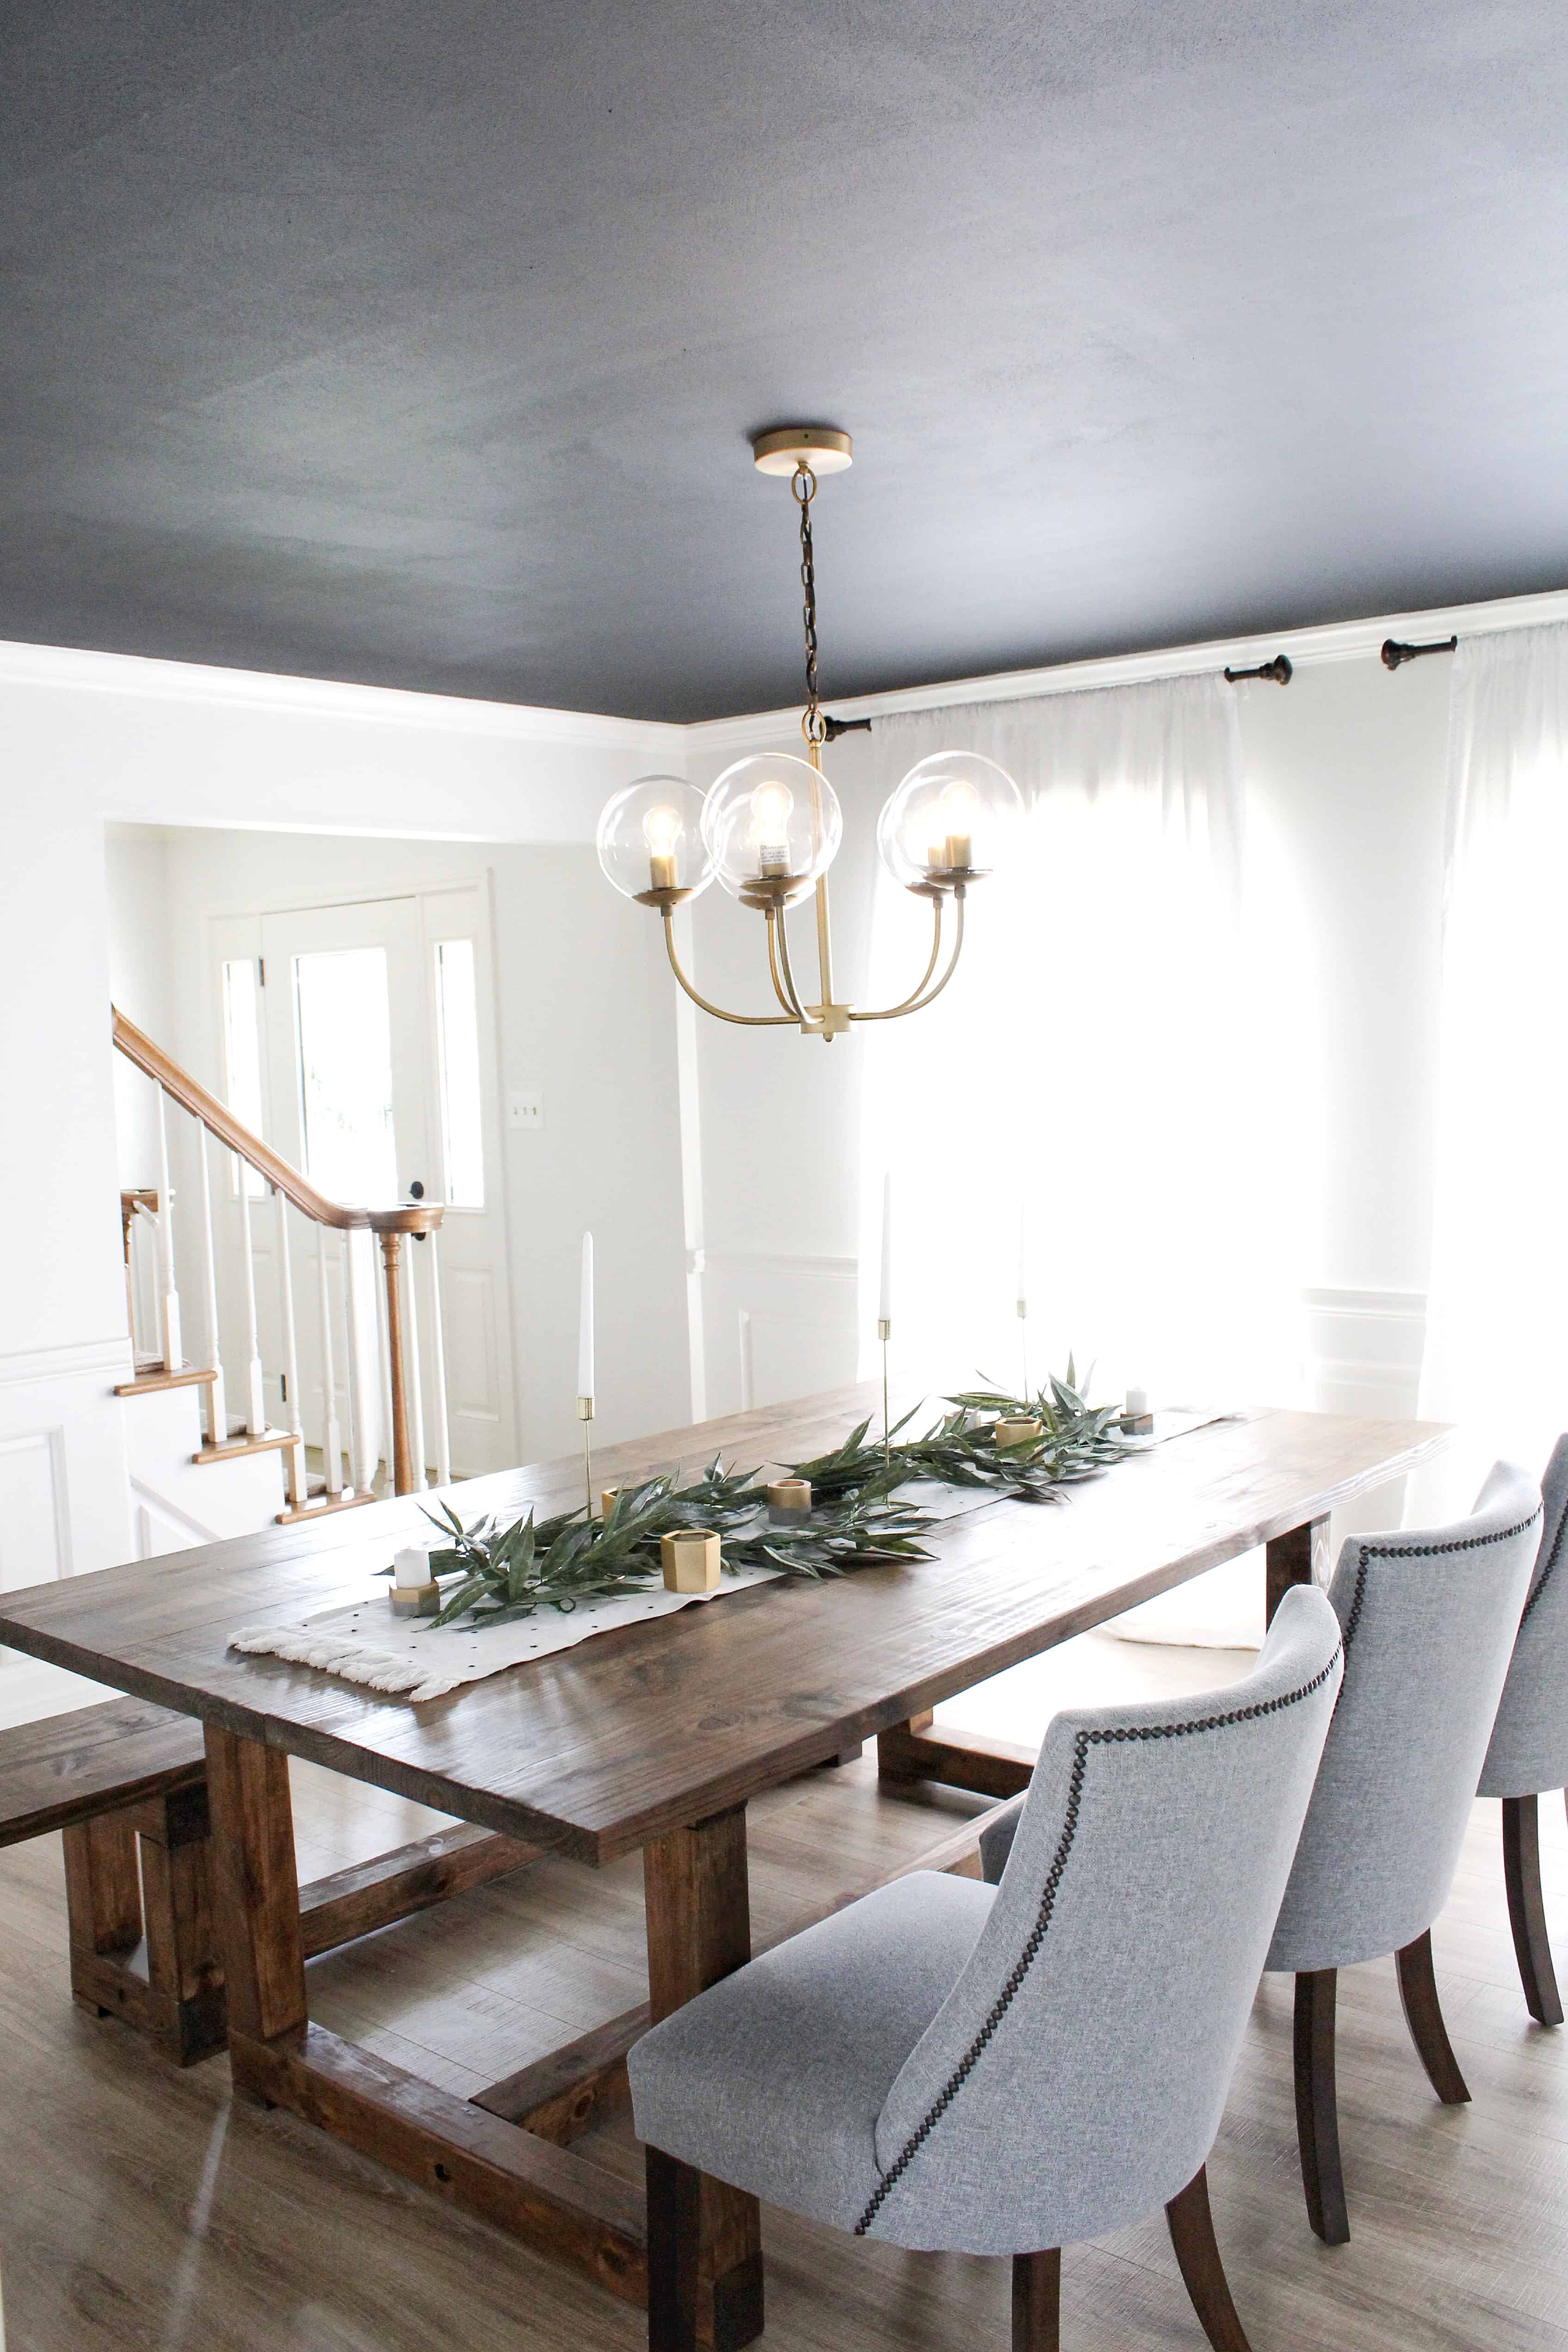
xmin=214 ymin=884 xmax=517 ymax=1480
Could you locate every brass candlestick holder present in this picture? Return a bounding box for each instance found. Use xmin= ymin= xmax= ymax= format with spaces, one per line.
xmin=578 ymin=1394 xmax=594 ymax=1522
xmin=878 ymin=1317 xmax=892 ymax=1468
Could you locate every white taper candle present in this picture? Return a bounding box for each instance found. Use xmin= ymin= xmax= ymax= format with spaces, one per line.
xmin=1016 ymin=1195 xmax=1029 ymax=1316
xmin=878 ymin=1172 xmax=894 ymax=1325
xmin=578 ymin=1232 xmax=595 ymax=1398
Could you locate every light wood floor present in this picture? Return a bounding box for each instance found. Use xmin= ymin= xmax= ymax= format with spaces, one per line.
xmin=1 ymin=1632 xmax=1564 ymax=2352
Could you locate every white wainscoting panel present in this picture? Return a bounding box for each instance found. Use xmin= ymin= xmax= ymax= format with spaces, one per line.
xmin=0 ymin=1338 xmax=132 ymax=1727
xmin=700 ymin=1252 xmax=860 ymax=1419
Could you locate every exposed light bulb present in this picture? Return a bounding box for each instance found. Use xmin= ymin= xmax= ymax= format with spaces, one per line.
xmin=939 ymin=778 xmax=977 ymax=872
xmin=642 ymin=802 xmax=683 ymax=890
xmin=749 ymin=781 xmax=794 ymax=846
xmin=749 ymin=779 xmax=795 ymax=876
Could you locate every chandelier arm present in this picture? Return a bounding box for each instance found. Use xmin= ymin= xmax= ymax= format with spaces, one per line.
xmin=774 ymin=903 xmax=810 ymax=1020
xmin=661 ymin=912 xmax=795 ymax=1027
xmin=767 ymin=907 xmax=806 ymax=1019
xmin=852 ymin=891 xmax=967 ymax=1021
xmin=849 ymin=896 xmax=945 ymax=1021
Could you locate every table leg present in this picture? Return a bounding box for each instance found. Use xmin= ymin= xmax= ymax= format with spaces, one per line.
xmin=1265 ymin=1516 xmax=1332 ymax=1630
xmin=203 ymin=1724 xmax=307 ymax=2072
xmin=644 ymin=1806 xmax=763 ymax=2352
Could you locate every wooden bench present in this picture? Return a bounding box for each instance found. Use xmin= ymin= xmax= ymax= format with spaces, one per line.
xmin=0 ymin=1697 xmax=542 ymax=2065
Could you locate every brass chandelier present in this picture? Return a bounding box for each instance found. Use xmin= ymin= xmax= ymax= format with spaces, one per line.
xmin=595 ymin=425 xmax=1023 ymax=1042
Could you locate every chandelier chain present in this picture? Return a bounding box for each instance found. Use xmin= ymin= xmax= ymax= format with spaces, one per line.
xmin=793 ymin=462 xmax=826 ymax=746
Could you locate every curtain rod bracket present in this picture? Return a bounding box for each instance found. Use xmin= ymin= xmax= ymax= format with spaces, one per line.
xmin=1381 ymin=635 xmax=1457 ymax=670
xmin=1223 ymin=654 xmax=1293 ymax=686
xmin=822 ymin=713 xmax=873 ymax=740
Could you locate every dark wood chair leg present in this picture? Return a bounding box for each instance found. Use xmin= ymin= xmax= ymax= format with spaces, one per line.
xmin=1011 ymin=2248 xmax=1061 ymax=2352
xmin=1165 ymin=2167 xmax=1252 ymax=2352
xmin=1503 ymin=1794 xmax=1564 ymax=2027
xmin=1395 ymin=1929 xmax=1470 ymax=2103
xmin=646 ymin=2146 xmax=702 ymax=2352
xmin=1293 ymin=1968 xmax=1350 ymax=2244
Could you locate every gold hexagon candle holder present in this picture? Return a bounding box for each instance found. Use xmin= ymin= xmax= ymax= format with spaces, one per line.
xmin=660 ymin=1529 xmax=722 ymax=1593
xmin=993 ymin=1416 xmax=1043 ymax=1448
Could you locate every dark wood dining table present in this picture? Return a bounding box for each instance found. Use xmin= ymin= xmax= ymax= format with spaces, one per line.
xmin=0 ymin=1384 xmax=1447 ymax=2347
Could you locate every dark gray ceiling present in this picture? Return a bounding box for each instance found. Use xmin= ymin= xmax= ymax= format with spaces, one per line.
xmin=4 ymin=1 xmax=1566 ymax=721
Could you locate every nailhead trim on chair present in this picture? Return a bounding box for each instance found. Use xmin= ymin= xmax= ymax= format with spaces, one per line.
xmin=853 ymin=1644 xmax=1345 ymax=2238
xmin=1518 ymin=1504 xmax=1564 ymax=1630
xmin=1341 ymin=1507 xmax=1543 ymax=1658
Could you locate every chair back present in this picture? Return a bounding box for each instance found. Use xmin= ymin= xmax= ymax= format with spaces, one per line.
xmin=1479 ymin=1436 xmax=1568 ymax=1800
xmin=1267 ymin=1459 xmax=1542 ymax=1978
xmin=860 ymin=1585 xmax=1342 ymax=2253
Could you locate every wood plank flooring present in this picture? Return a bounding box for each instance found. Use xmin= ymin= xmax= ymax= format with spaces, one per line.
xmin=0 ymin=1631 xmax=1564 ymax=2350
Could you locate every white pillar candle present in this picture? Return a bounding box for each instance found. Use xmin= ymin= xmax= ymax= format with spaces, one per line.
xmin=1125 ymin=1386 xmax=1148 ymax=1417
xmin=392 ymin=1541 xmax=434 ymax=1583
xmin=878 ymin=1172 xmax=894 ymax=1325
xmin=578 ymin=1232 xmax=595 ymax=1398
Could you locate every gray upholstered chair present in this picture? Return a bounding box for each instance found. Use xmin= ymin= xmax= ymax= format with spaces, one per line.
xmin=1261 ymin=1460 xmax=1543 ymax=2245
xmin=629 ymin=1586 xmax=1343 ymax=2352
xmin=1478 ymin=1433 xmax=1568 ymax=2025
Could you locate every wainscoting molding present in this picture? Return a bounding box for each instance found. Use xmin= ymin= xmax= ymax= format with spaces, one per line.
xmin=699 ymin=1251 xmax=861 ymax=1418
xmin=0 ymin=1335 xmax=133 ymax=1728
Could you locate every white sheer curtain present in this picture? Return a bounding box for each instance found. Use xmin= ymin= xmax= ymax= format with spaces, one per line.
xmin=856 ymin=675 xmax=1305 ymax=1422
xmin=1416 ymin=622 xmax=1568 ymax=1517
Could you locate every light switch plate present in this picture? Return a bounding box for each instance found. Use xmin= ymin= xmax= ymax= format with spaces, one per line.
xmin=508 ymin=1089 xmax=544 ymax=1131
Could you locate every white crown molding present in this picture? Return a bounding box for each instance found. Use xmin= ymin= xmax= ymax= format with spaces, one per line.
xmin=0 ymin=637 xmax=687 ymax=758
xmin=685 ymin=587 xmax=1568 ymax=757
xmin=7 ymin=583 xmax=1568 ymax=772
xmin=0 ymin=1335 xmax=133 ymax=1391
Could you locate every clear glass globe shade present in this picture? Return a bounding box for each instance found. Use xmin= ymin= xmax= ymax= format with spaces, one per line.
xmin=877 ymin=749 xmax=1024 ymax=891
xmin=701 ymin=752 xmax=843 ymax=905
xmin=595 ymin=776 xmax=715 ymax=903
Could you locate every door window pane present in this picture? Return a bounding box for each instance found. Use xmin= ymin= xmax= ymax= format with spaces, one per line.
xmin=292 ymin=948 xmax=398 ymax=1206
xmin=221 ymin=958 xmax=266 ymax=1196
xmin=435 ymin=939 xmax=484 ymax=1208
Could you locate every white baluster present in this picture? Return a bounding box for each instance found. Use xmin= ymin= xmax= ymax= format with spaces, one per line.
xmin=344 ymin=1230 xmax=379 ymax=1496
xmin=427 ymin=1229 xmax=452 ymax=1489
xmin=373 ymin=1243 xmax=395 ymax=1493
xmin=153 ymin=1088 xmax=182 ymax=1371
xmin=401 ymin=1237 xmax=428 ymax=1494
xmin=274 ymin=1189 xmax=305 ymax=1509
xmin=193 ymin=1126 xmax=226 ymax=1449
xmin=235 ymin=1157 xmax=266 ymax=1436
xmin=316 ymin=1224 xmax=344 ymax=1498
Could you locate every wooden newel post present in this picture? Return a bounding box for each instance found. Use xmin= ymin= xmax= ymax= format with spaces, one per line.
xmin=377 ymin=1229 xmax=414 ymax=1496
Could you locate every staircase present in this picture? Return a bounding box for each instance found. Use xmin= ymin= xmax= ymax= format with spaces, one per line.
xmin=112 ymin=1006 xmax=449 ymax=1545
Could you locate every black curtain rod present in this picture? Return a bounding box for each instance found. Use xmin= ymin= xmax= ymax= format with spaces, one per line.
xmin=1223 ymin=654 xmax=1292 ymax=685
xmin=1382 ymin=635 xmax=1458 ymax=670
xmin=822 ymin=712 xmax=873 ymax=739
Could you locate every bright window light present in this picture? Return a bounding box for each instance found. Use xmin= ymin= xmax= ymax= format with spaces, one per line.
xmin=435 ymin=939 xmax=484 ymax=1208
xmin=293 ymin=947 xmax=399 ymax=1207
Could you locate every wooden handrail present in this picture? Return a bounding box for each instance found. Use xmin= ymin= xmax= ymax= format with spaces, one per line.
xmin=111 ymin=1007 xmax=442 ymax=1237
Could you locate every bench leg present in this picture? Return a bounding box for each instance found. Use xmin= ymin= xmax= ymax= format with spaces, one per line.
xmin=63 ymin=1813 xmax=145 ymax=2031
xmin=62 ymin=1791 xmax=226 ymax=2066
xmin=138 ymin=1784 xmax=227 ymax=2065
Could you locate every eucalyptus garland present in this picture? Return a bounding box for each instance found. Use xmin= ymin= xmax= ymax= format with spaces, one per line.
xmin=416 ymin=1364 xmax=1130 ymax=1632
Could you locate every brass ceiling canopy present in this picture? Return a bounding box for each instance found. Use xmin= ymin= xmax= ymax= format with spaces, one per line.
xmin=595 ymin=426 xmax=1022 ymax=1042
xmin=750 ymin=424 xmax=854 ymax=477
